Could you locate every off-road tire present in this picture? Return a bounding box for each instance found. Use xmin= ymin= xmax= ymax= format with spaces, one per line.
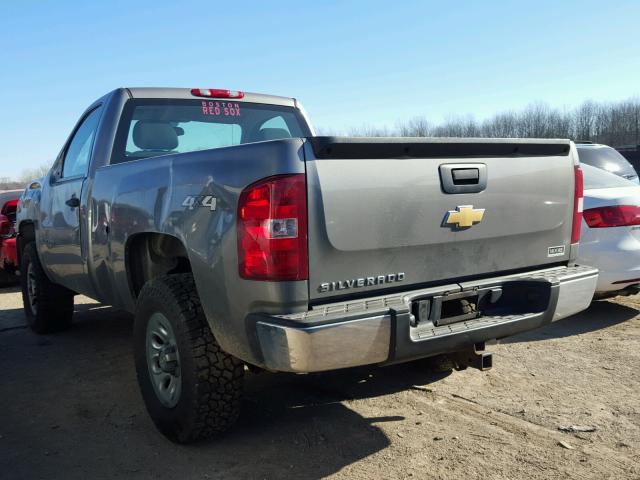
xmin=134 ymin=273 xmax=244 ymax=443
xmin=20 ymin=242 xmax=74 ymax=333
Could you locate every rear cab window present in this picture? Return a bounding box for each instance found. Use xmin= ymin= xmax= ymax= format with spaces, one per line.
xmin=112 ymin=99 xmax=311 ymax=164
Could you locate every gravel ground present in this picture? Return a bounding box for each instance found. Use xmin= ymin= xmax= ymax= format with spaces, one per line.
xmin=1 ymin=285 xmax=639 ymax=480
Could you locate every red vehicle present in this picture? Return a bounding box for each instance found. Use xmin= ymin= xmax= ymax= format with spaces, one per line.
xmin=0 ymin=190 xmax=22 ymax=286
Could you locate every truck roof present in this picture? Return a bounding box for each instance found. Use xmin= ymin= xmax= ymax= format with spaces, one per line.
xmin=125 ymin=87 xmax=297 ymax=108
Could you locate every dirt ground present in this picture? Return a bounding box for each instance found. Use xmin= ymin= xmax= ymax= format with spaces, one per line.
xmin=1 ymin=285 xmax=639 ymax=480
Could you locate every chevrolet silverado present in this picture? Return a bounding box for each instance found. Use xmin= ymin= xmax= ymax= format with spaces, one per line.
xmin=16 ymin=87 xmax=598 ymax=443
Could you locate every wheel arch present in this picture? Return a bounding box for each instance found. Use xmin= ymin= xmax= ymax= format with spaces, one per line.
xmin=17 ymin=221 xmax=36 ymax=269
xmin=125 ymin=232 xmax=193 ymax=299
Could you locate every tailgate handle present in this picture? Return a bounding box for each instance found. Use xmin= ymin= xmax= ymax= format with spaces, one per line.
xmin=440 ymin=163 xmax=487 ymax=194
xmin=452 ymin=168 xmax=479 ymax=184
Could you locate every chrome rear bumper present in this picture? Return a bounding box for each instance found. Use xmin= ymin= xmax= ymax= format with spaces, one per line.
xmin=255 ymin=265 xmax=598 ymax=373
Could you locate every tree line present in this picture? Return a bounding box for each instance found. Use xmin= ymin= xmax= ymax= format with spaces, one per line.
xmin=0 ymin=164 xmax=51 ymax=191
xmin=342 ymin=97 xmax=640 ymax=146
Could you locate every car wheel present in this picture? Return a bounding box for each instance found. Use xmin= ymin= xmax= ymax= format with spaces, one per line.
xmin=134 ymin=273 xmax=244 ymax=443
xmin=20 ymin=242 xmax=74 ymax=333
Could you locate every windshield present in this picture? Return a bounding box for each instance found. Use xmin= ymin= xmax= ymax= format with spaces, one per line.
xmin=582 ymin=163 xmax=638 ymax=190
xmin=577 ymin=145 xmax=637 ymax=178
xmin=112 ymin=99 xmax=311 ymax=164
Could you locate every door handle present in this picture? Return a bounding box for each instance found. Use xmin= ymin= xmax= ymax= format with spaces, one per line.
xmin=65 ymin=197 xmax=80 ymax=208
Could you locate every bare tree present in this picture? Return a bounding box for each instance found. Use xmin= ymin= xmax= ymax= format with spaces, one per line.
xmin=0 ymin=179 xmax=24 ymax=190
xmin=347 ymin=124 xmax=395 ymax=137
xmin=397 ymin=117 xmax=432 ymax=137
xmin=19 ymin=163 xmax=52 ymax=184
xmin=573 ymin=100 xmax=597 ymax=141
xmin=320 ymin=96 xmax=640 ymax=146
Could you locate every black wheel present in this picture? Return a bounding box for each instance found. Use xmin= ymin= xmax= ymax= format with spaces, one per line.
xmin=134 ymin=273 xmax=244 ymax=443
xmin=20 ymin=242 xmax=74 ymax=333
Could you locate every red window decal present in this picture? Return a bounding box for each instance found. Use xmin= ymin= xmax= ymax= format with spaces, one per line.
xmin=201 ymin=101 xmax=241 ymax=116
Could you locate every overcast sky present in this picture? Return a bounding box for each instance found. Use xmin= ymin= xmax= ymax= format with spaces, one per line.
xmin=1 ymin=0 xmax=639 ymax=179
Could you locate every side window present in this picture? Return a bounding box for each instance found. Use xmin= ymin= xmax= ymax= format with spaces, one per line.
xmin=62 ymin=107 xmax=102 ymax=179
xmin=260 ymin=116 xmax=291 ymax=134
xmin=255 ymin=116 xmax=293 ymax=142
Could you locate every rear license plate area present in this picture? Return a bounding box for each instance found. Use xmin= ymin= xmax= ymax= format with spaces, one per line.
xmin=413 ymin=290 xmax=480 ymax=327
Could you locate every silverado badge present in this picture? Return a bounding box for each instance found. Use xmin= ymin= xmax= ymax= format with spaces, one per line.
xmin=444 ymin=205 xmax=485 ymax=228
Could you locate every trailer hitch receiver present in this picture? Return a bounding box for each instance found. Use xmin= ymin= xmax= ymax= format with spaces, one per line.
xmin=450 ymin=342 xmax=493 ymax=371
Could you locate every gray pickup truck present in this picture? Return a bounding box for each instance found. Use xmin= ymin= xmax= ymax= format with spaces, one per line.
xmin=16 ymin=87 xmax=598 ymax=443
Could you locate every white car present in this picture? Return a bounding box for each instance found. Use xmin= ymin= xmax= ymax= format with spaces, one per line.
xmin=578 ymin=163 xmax=640 ymax=298
xmin=576 ymin=143 xmax=639 ymax=184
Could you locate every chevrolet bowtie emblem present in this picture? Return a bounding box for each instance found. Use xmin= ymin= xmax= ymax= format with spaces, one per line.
xmin=444 ymin=205 xmax=485 ymax=228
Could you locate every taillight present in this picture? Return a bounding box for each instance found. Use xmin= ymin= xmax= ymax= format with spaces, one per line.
xmin=1 ymin=199 xmax=18 ymax=216
xmin=571 ymin=165 xmax=584 ymax=243
xmin=191 ymin=88 xmax=244 ymax=99
xmin=237 ymin=174 xmax=308 ymax=281
xmin=583 ymin=205 xmax=640 ymax=228
xmin=0 ymin=214 xmax=13 ymax=237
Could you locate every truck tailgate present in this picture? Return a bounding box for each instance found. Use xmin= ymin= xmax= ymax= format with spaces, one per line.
xmin=304 ymin=137 xmax=576 ymax=300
